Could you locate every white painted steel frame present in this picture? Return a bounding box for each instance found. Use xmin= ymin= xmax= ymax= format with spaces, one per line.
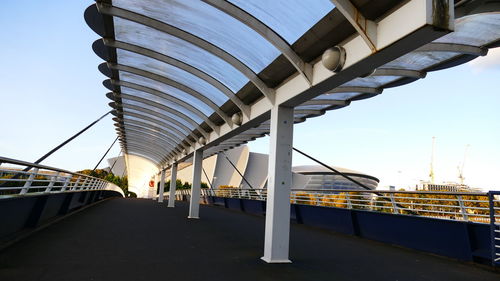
xmin=158 ymin=169 xmax=165 ymax=203
xmin=262 ymin=105 xmax=294 ymax=263
xmin=87 ymin=0 xmax=500 ymax=264
xmin=0 ymin=156 xmax=124 ymax=197
xmin=188 ymin=149 xmax=203 ymax=219
xmin=168 ymin=162 xmax=178 ymax=208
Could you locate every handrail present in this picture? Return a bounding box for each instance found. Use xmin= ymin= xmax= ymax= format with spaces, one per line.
xmin=169 ymin=187 xmax=499 ymax=266
xmin=0 ymin=156 xmax=92 ymax=178
xmin=288 ymin=188 xmax=488 ymax=196
xmin=0 ymin=157 xmax=124 ymax=197
xmin=168 ymin=188 xmax=499 ymax=224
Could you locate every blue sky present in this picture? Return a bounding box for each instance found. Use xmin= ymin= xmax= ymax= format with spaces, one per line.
xmin=0 ymin=1 xmax=499 ymax=190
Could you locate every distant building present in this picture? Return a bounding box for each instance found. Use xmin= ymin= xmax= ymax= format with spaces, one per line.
xmin=126 ymin=145 xmax=380 ymax=198
xmin=173 ymin=146 xmax=378 ymax=191
xmin=292 ymin=165 xmax=379 ymax=191
xmin=106 ymin=156 xmax=127 ymax=177
xmin=416 ymin=181 xmax=480 ymax=192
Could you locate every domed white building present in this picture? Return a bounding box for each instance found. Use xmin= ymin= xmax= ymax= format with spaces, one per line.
xmin=125 ymin=145 xmax=379 ymax=197
xmin=292 ymin=165 xmax=379 ymax=190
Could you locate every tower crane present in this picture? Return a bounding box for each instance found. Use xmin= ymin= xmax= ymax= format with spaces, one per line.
xmin=457 ymin=144 xmax=470 ymax=184
xmin=429 ymin=137 xmax=435 ymax=184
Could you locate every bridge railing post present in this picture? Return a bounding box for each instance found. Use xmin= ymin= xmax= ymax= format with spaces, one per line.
xmin=45 ymin=172 xmax=59 ymax=193
xmin=488 ymin=191 xmax=500 ymax=267
xmin=457 ymin=195 xmax=468 ymax=221
xmin=20 ymin=168 xmax=39 ymax=195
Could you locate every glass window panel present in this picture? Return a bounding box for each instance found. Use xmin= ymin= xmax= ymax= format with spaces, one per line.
xmin=114 ymin=17 xmax=248 ymax=92
xmin=117 ymin=49 xmax=230 ymax=103
xmin=127 ymin=151 xmax=162 ymax=162
xmin=114 ymin=0 xmax=280 ymax=73
xmin=125 ymin=134 xmax=173 ymax=149
xmin=123 ymin=125 xmax=178 ymax=145
xmin=294 ymin=113 xmax=308 ymax=119
xmin=321 ymin=92 xmax=362 ymax=101
xmin=123 ymin=99 xmax=203 ymax=127
xmin=295 ymin=104 xmax=330 ymax=110
xmin=435 ymin=14 xmax=500 ymax=47
xmin=229 ymin=0 xmax=334 ymax=44
xmin=126 ymin=147 xmax=169 ymax=161
xmin=383 ymin=52 xmax=460 ymax=71
xmin=119 ymin=73 xmax=214 ymax=116
xmin=123 ymin=104 xmax=196 ymax=131
xmin=341 ymin=76 xmax=401 ymax=88
xmin=123 ymin=117 xmax=189 ymax=137
xmin=121 ymin=90 xmax=205 ymax=124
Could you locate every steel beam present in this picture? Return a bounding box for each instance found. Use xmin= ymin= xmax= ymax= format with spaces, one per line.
xmin=158 ymin=169 xmax=165 ymax=203
xmin=303 ymin=100 xmax=350 ymax=106
xmin=372 ymin=68 xmax=426 ymax=79
xmin=330 ymin=0 xmax=377 ymax=51
xmin=294 ymin=109 xmax=324 ymax=116
xmin=188 ymin=149 xmax=203 ymax=219
xmin=416 ymin=42 xmax=488 ymax=56
xmin=329 ymin=86 xmax=382 ymax=95
xmin=168 ymin=162 xmax=178 ymax=208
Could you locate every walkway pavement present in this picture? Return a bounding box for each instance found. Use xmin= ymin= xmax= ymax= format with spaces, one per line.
xmin=0 ymin=198 xmax=498 ymax=281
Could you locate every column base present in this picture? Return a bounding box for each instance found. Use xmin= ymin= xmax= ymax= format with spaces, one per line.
xmin=167 ymin=205 xmax=175 ymax=208
xmin=260 ymin=257 xmax=292 ymax=264
xmin=187 ymin=216 xmax=199 ymax=219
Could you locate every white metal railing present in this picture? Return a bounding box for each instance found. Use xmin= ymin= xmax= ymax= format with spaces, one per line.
xmin=170 ymin=187 xmax=500 ymax=266
xmin=488 ymin=191 xmax=500 ymax=265
xmin=0 ymin=156 xmax=124 ymax=198
xmin=180 ymin=188 xmax=500 ymax=224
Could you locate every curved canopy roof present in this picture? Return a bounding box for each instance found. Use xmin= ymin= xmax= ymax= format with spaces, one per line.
xmin=85 ymin=0 xmax=500 ymax=168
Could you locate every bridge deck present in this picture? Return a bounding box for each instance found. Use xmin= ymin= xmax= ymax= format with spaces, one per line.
xmin=0 ymin=198 xmax=498 ymax=281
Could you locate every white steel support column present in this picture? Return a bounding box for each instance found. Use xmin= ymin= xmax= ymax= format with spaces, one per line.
xmin=188 ymin=149 xmax=203 ymax=219
xmin=152 ymin=173 xmax=159 ymax=200
xmin=158 ymin=169 xmax=166 ymax=203
xmin=168 ymin=163 xmax=178 ymax=208
xmin=262 ymin=105 xmax=294 ymax=263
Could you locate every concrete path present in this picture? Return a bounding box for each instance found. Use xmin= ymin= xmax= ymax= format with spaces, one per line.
xmin=0 ymin=198 xmax=498 ymax=281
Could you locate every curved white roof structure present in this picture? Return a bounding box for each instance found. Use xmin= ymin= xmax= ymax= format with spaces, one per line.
xmin=85 ymin=1 xmax=500 ymax=168
xmin=84 ymin=0 xmax=500 ymax=263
